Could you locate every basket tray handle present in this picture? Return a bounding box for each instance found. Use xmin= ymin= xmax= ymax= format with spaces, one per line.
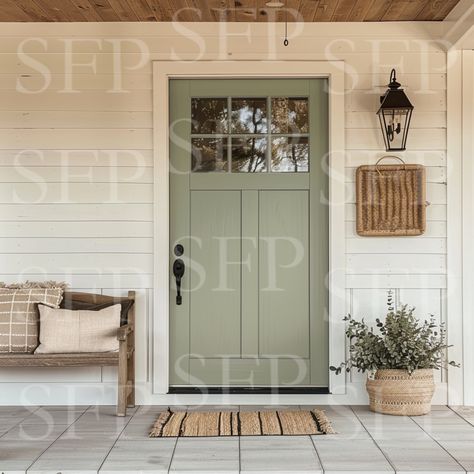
xmin=375 ymin=155 xmax=407 ymax=170
xmin=375 ymin=155 xmax=407 ymax=175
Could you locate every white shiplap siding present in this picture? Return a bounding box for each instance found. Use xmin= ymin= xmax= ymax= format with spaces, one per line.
xmin=0 ymin=22 xmax=448 ymax=404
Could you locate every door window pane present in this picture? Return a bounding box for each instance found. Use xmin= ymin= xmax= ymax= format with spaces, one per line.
xmin=190 ymin=95 xmax=310 ymax=173
xmin=231 ymin=137 xmax=267 ymax=172
xmin=271 ymin=97 xmax=309 ymax=134
xmin=192 ymin=138 xmax=228 ymax=172
xmin=271 ymin=137 xmax=309 ymax=172
xmin=191 ymin=98 xmax=228 ymax=134
xmin=231 ymin=98 xmax=267 ymax=134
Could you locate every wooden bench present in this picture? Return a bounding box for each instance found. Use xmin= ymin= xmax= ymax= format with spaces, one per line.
xmin=0 ymin=290 xmax=136 ymax=417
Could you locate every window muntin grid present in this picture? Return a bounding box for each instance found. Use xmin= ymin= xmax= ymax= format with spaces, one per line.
xmin=191 ymin=96 xmax=310 ymax=173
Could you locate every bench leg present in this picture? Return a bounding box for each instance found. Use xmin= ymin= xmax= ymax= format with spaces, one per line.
xmin=117 ymin=340 xmax=128 ymax=417
xmin=127 ymin=347 xmax=135 ymax=408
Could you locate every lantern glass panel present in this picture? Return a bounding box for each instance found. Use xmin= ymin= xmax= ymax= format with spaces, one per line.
xmin=378 ymin=108 xmax=412 ymax=151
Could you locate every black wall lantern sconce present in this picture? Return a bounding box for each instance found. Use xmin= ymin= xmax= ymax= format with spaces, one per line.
xmin=377 ymin=69 xmax=414 ymax=151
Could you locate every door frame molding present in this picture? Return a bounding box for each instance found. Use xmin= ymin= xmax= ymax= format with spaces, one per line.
xmin=152 ymin=60 xmax=346 ymax=395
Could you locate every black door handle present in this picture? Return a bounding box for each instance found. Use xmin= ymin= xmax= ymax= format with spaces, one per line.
xmin=173 ymin=259 xmax=185 ymax=305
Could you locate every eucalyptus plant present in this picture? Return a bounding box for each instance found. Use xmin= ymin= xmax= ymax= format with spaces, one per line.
xmin=330 ymin=292 xmax=459 ymax=375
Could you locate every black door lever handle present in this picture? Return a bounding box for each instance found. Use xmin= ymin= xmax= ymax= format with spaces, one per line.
xmin=173 ymin=259 xmax=185 ymax=305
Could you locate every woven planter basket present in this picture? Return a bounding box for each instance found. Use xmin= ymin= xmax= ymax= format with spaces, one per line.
xmin=366 ymin=369 xmax=435 ymax=416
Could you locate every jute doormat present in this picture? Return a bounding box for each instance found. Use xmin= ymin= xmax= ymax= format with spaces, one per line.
xmin=149 ymin=409 xmax=335 ymax=437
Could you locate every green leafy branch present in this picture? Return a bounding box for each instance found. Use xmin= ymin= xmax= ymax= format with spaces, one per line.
xmin=330 ymin=292 xmax=460 ymax=375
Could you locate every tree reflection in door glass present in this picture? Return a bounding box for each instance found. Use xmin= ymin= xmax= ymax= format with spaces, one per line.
xmin=191 ymin=138 xmax=228 ymax=172
xmin=271 ymin=97 xmax=309 ymax=134
xmin=231 ymin=137 xmax=267 ymax=172
xmin=231 ymin=98 xmax=267 ymax=134
xmin=190 ymin=95 xmax=309 ymax=173
xmin=191 ymin=98 xmax=228 ymax=134
xmin=271 ymin=137 xmax=309 ymax=172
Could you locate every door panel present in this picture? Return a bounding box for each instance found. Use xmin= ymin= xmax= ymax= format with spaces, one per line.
xmin=169 ymin=79 xmax=190 ymax=386
xmin=190 ymin=173 xmax=309 ymax=190
xmin=190 ymin=190 xmax=241 ymax=357
xmin=189 ymin=79 xmax=310 ymax=97
xmin=241 ymin=190 xmax=259 ymax=358
xmin=259 ymin=190 xmax=309 ymax=358
xmin=169 ymin=78 xmax=329 ymax=388
xmin=189 ymin=358 xmax=310 ymax=386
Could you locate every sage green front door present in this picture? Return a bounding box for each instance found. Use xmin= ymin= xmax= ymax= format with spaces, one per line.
xmin=169 ymin=79 xmax=328 ymax=388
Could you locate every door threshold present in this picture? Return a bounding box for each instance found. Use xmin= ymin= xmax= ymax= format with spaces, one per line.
xmin=168 ymin=386 xmax=330 ymax=395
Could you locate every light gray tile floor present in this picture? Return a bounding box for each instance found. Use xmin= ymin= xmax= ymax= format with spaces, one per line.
xmin=170 ymin=437 xmax=240 ymax=473
xmin=101 ymin=439 xmax=177 ymax=474
xmin=241 ymin=436 xmax=322 ymax=474
xmin=375 ymin=438 xmax=464 ymax=473
xmin=438 ymin=440 xmax=474 ymax=473
xmin=0 ymin=405 xmax=473 ymax=473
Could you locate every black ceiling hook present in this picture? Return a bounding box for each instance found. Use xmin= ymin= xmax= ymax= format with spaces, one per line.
xmin=283 ymin=0 xmax=289 ymax=46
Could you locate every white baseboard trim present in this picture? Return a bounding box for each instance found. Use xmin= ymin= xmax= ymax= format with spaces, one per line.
xmin=0 ymin=381 xmax=448 ymax=406
xmin=0 ymin=383 xmax=118 ymax=406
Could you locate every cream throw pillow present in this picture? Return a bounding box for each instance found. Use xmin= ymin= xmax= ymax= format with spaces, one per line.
xmin=35 ymin=304 xmax=121 ymax=354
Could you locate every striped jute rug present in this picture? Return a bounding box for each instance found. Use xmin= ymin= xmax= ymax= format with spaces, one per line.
xmin=149 ymin=409 xmax=335 ymax=437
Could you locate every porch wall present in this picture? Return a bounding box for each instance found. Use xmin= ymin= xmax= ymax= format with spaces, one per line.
xmin=0 ymin=22 xmax=450 ymax=405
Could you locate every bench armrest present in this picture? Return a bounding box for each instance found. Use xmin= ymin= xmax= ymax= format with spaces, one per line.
xmin=117 ymin=324 xmax=133 ymax=342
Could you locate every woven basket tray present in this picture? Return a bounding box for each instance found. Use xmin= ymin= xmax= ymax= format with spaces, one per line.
xmin=356 ymin=157 xmax=426 ymax=236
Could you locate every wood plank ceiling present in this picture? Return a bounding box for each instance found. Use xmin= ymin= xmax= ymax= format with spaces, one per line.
xmin=0 ymin=0 xmax=461 ymax=22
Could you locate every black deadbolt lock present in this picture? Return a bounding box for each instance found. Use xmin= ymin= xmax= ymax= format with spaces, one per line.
xmin=174 ymin=244 xmax=184 ymax=256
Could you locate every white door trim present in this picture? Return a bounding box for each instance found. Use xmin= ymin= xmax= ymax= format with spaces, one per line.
xmin=152 ymin=60 xmax=346 ymax=396
xmin=462 ymin=50 xmax=474 ymax=404
xmin=446 ymin=50 xmax=466 ymax=406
